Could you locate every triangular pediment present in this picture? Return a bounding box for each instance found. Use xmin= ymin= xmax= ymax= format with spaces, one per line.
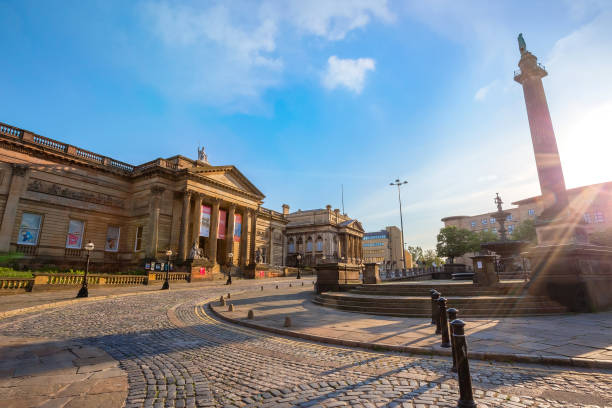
xmin=339 ymin=219 xmax=365 ymax=233
xmin=189 ymin=165 xmax=264 ymax=198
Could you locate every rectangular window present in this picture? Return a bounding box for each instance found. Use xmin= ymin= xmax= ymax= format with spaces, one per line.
xmin=483 ymin=228 xmax=488 ymax=232
xmin=508 ymin=224 xmax=514 ymax=234
xmin=106 ymin=226 xmax=120 ymax=252
xmin=528 ymin=209 xmax=535 ymax=216
xmin=492 ymin=228 xmax=497 ymax=233
xmin=594 ymin=211 xmax=605 ymax=223
xmin=481 ymin=219 xmax=488 ymax=225
xmin=583 ymin=213 xmax=592 ymax=224
xmin=506 ymin=214 xmax=513 ymax=221
xmin=66 ymin=220 xmax=84 ymax=249
xmin=134 ymin=226 xmax=143 ymax=251
xmin=17 ymin=213 xmax=42 ymax=246
xmin=470 ymin=221 xmax=476 ymax=228
xmin=490 ymin=218 xmax=496 ymax=224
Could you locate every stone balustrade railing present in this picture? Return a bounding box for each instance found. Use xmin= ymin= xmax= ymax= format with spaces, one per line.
xmin=0 ymin=277 xmax=34 ymax=291
xmin=0 ymin=121 xmax=177 ymax=175
xmin=151 ymin=272 xmax=190 ymax=281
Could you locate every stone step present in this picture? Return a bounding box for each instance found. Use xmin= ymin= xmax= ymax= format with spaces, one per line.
xmin=312 ymin=296 xmax=567 ymax=317
xmin=313 ymin=292 xmax=568 ymax=317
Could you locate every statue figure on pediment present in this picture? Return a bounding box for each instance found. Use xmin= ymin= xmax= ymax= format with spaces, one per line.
xmin=197 ymin=146 xmax=209 ymax=164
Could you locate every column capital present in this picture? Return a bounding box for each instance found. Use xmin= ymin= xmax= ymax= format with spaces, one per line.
xmin=183 ymin=190 xmax=193 ymax=198
xmin=151 ymin=185 xmax=165 ymax=196
xmin=11 ymin=164 xmax=28 ymax=177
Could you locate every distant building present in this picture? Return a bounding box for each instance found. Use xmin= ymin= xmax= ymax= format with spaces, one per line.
xmin=284 ymin=205 xmax=364 ymax=267
xmin=362 ymin=226 xmax=406 ymax=271
xmin=441 ymin=181 xmax=611 ymax=264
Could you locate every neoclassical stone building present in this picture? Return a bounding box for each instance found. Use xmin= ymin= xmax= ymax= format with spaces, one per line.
xmin=0 ymin=121 xmax=288 ymax=277
xmin=283 ymin=205 xmax=364 ymax=267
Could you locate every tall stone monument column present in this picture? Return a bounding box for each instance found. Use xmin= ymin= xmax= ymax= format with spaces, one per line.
xmin=514 ymin=33 xmax=568 ymax=219
xmin=515 ymin=34 xmax=612 ymax=312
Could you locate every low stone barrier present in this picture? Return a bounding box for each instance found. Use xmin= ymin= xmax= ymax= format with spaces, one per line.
xmin=0 ymin=277 xmax=35 ymax=292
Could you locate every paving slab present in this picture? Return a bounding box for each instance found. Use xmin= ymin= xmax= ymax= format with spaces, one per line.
xmin=211 ymin=287 xmax=612 ymax=368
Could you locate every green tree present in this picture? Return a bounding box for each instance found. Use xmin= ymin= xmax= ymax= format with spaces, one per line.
xmin=476 ymin=230 xmax=498 ymax=245
xmin=589 ymin=227 xmax=612 ymax=246
xmin=407 ymin=246 xmax=423 ymax=266
xmin=512 ymin=219 xmax=537 ymax=242
xmin=436 ymin=226 xmax=475 ymax=264
xmin=422 ymin=249 xmax=444 ymax=267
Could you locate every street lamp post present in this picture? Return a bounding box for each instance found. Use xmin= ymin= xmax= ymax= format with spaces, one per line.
xmin=296 ymin=253 xmax=302 ymax=279
xmin=162 ymin=249 xmax=172 ymax=290
xmin=77 ymin=241 xmax=94 ymax=298
xmin=226 ymin=252 xmax=233 ymax=285
xmin=390 ymin=179 xmax=408 ymax=271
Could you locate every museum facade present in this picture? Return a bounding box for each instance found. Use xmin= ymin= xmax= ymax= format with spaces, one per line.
xmin=0 ymin=121 xmax=363 ymax=276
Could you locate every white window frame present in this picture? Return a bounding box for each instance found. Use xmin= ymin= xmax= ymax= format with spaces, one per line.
xmin=17 ymin=213 xmax=42 ymax=246
xmin=66 ymin=219 xmax=85 ymax=249
xmin=134 ymin=226 xmax=144 ymax=251
xmin=105 ymin=226 xmax=121 ymax=252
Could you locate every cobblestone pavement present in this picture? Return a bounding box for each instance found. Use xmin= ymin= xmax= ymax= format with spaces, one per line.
xmin=1 ymin=281 xmax=611 ymax=408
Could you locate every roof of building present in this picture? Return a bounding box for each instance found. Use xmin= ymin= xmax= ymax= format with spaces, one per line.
xmin=511 ymin=181 xmax=612 ymax=205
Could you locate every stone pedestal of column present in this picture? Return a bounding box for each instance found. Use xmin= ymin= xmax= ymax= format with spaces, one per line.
xmin=525 ymin=243 xmax=612 ymax=312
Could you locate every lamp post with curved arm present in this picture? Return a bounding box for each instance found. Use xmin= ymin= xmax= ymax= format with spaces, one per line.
xmin=296 ymin=253 xmax=302 ymax=279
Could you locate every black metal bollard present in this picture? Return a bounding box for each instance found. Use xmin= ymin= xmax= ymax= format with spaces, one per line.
xmin=447 ymin=308 xmax=458 ymax=372
xmin=451 ymin=319 xmax=476 ymax=408
xmin=438 ymin=297 xmax=450 ymax=348
xmin=430 ymin=289 xmax=440 ymax=325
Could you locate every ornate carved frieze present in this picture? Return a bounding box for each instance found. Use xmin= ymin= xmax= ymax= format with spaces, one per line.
xmin=27 ymin=179 xmax=125 ymax=208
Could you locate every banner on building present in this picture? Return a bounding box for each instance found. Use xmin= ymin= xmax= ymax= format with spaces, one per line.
xmin=66 ymin=220 xmax=84 ymax=249
xmin=200 ymin=205 xmax=211 ymax=237
xmin=234 ymin=214 xmax=242 ymax=242
xmin=218 ymin=210 xmax=227 ymax=240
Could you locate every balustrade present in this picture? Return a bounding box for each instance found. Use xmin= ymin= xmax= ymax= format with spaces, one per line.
xmin=0 ymin=278 xmax=34 ymax=291
xmin=0 ymin=123 xmax=23 ymax=138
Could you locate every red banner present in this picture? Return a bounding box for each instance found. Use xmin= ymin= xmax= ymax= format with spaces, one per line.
xmin=218 ymin=210 xmax=227 ymax=239
xmin=234 ymin=214 xmax=242 ymax=242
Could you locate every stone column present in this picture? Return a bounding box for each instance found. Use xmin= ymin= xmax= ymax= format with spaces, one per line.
xmin=249 ymin=209 xmax=258 ymax=265
xmin=0 ymin=165 xmax=29 ymax=252
xmin=343 ymin=234 xmax=349 ymax=261
xmin=226 ymin=204 xmax=236 ymax=265
xmin=268 ymin=225 xmax=274 ymax=265
xmin=192 ymin=194 xmax=203 ymax=248
xmin=282 ymin=232 xmax=287 ymax=266
xmin=178 ymin=191 xmax=192 ymax=261
xmin=209 ymin=199 xmax=220 ymax=264
xmin=240 ymin=209 xmax=249 ymax=266
xmin=311 ymin=234 xmax=316 ymax=265
xmin=146 ymin=186 xmax=165 ymax=259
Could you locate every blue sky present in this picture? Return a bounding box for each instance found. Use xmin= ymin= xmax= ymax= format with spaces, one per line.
xmin=2 ymin=0 xmax=611 ymax=249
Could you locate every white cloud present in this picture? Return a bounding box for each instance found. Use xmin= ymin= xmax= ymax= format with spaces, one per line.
xmin=322 ymin=56 xmax=376 ymax=93
xmin=474 ymin=81 xmax=498 ymax=101
xmin=141 ymin=0 xmax=393 ymax=112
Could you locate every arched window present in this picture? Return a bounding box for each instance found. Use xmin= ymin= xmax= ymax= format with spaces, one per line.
xmin=288 ymin=238 xmax=295 ymax=253
xmin=316 ymin=237 xmax=323 ymax=252
xmin=306 ymin=238 xmax=313 ymax=252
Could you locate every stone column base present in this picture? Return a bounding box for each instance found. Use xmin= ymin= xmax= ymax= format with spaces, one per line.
xmin=363 ymin=263 xmax=381 ymax=284
xmin=524 ymin=243 xmax=612 ymax=312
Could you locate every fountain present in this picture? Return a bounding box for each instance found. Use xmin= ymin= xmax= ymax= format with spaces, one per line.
xmin=479 ymin=193 xmax=529 ymax=280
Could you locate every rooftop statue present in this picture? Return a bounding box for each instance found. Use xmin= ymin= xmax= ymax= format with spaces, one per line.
xmin=197 ymin=146 xmax=209 ymax=164
xmin=518 ymin=33 xmax=527 ymax=54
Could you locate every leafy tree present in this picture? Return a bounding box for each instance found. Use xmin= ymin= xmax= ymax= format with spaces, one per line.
xmin=407 ymin=246 xmax=423 ymax=266
xmin=475 ymin=230 xmax=498 ymax=245
xmin=422 ymin=249 xmax=444 ymax=267
xmin=436 ymin=226 xmax=475 ymax=264
xmin=589 ymin=228 xmax=612 ymax=247
xmin=512 ymin=219 xmax=537 ymax=242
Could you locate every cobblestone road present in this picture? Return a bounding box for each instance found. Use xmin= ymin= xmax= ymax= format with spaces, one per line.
xmin=1 ymin=281 xmax=611 ymax=408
